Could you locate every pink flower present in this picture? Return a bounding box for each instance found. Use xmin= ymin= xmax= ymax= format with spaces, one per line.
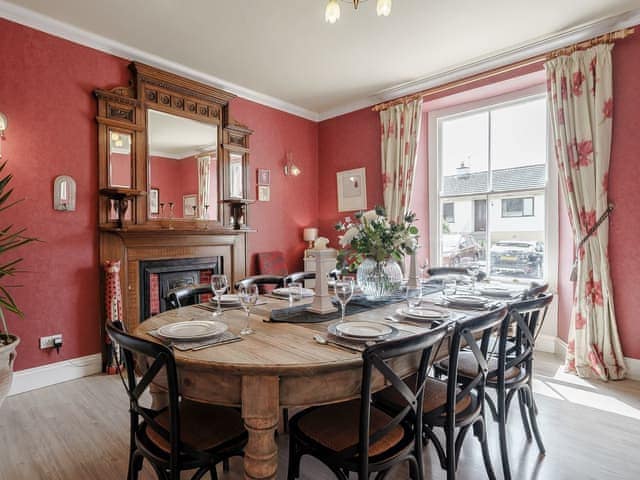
xmin=578 ymin=245 xmax=585 ymax=260
xmin=585 ymin=270 xmax=603 ymax=306
xmin=572 ymin=71 xmax=585 ymax=96
xmin=381 ymin=172 xmax=391 ymax=186
xmin=602 ymin=172 xmax=609 ymax=192
xmin=603 ymin=98 xmax=613 ymax=119
xmin=571 ymin=140 xmax=593 ymax=168
xmin=589 ymin=57 xmax=597 ymax=75
xmin=575 ymin=312 xmax=587 ymax=330
xmin=566 ymin=177 xmax=574 ymax=193
xmin=567 ymin=340 xmax=575 ymax=354
xmin=560 ymin=76 xmax=568 ymax=99
xmin=546 ymin=77 xmax=552 ymax=93
xmin=557 ymin=108 xmax=565 ymax=125
xmin=579 ymin=208 xmax=596 ymax=233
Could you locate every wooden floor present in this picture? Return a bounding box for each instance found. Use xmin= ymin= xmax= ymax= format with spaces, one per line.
xmin=0 ymin=352 xmax=639 ymax=480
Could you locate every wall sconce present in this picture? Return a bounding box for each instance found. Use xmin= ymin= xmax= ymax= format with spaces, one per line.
xmin=0 ymin=112 xmax=7 ymax=158
xmin=54 ymin=175 xmax=77 ymax=211
xmin=284 ymin=151 xmax=301 ymax=177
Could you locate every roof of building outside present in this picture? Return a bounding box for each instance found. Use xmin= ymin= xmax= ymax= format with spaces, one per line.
xmin=441 ymin=164 xmax=546 ymax=197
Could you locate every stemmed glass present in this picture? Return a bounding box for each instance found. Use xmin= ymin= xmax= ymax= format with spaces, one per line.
xmin=210 ymin=274 xmax=228 ymax=317
xmin=287 ymin=281 xmax=303 ymax=307
xmin=238 ymin=284 xmax=259 ymax=335
xmin=334 ymin=279 xmax=354 ymax=324
xmin=419 ymin=258 xmax=429 ymax=283
xmin=468 ymin=264 xmax=480 ymax=293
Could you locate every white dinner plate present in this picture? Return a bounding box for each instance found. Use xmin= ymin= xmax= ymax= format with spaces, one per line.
xmin=396 ymin=307 xmax=450 ymax=321
xmin=217 ymin=294 xmax=241 ymax=304
xmin=272 ymin=287 xmax=315 ymax=297
xmin=478 ymin=286 xmax=516 ymax=298
xmin=334 ymin=321 xmax=393 ymax=339
xmin=443 ymin=295 xmax=489 ymax=308
xmin=156 ymin=320 xmax=228 ymax=341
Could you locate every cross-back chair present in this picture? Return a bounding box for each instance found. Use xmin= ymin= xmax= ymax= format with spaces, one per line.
xmin=105 ymin=322 xmax=247 ymax=480
xmin=165 ymin=284 xmax=213 ymax=310
xmin=282 ymin=271 xmax=315 ymax=285
xmin=234 ymin=274 xmax=285 ymax=291
xmin=427 ymin=267 xmax=487 ymax=282
xmin=287 ymin=322 xmax=452 ymax=480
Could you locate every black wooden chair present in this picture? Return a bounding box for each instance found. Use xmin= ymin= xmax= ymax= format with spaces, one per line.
xmin=165 ymin=283 xmax=213 ymax=310
xmin=106 ymin=322 xmax=247 ymax=480
xmin=234 ymin=274 xmax=285 ymax=291
xmin=521 ymin=281 xmax=549 ymax=299
xmin=443 ymin=293 xmax=553 ymax=480
xmin=427 ymin=267 xmax=487 ymax=282
xmin=287 ymin=322 xmax=452 ymax=480
xmin=282 ymin=271 xmax=315 ymax=285
xmin=377 ymin=306 xmax=508 ymax=480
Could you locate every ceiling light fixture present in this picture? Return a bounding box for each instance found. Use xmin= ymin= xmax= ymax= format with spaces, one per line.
xmin=325 ymin=0 xmax=391 ymax=23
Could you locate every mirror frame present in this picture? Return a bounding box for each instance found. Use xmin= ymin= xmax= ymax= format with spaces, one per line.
xmin=95 ymin=62 xmax=238 ymax=230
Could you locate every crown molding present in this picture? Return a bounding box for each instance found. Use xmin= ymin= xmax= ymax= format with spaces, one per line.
xmin=0 ymin=0 xmax=320 ymax=122
xmin=317 ymin=8 xmax=640 ymax=121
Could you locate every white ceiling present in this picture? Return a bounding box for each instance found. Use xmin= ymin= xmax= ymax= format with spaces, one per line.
xmin=147 ymin=110 xmax=217 ymax=159
xmin=3 ymin=0 xmax=640 ymax=119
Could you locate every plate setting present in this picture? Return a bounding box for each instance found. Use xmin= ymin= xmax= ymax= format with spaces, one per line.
xmin=442 ymin=294 xmax=490 ymax=308
xmin=156 ymin=320 xmax=228 ymax=342
xmin=215 ymin=294 xmax=241 ymax=305
xmin=396 ymin=306 xmax=450 ymax=321
xmin=272 ymin=287 xmax=315 ymax=298
xmin=328 ymin=321 xmax=398 ymax=342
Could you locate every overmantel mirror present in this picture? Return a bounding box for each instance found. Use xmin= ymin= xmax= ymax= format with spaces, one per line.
xmin=95 ymin=62 xmax=250 ymax=230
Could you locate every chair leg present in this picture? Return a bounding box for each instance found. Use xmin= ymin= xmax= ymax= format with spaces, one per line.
xmin=517 ymin=389 xmax=532 ymax=441
xmin=446 ymin=427 xmax=457 ymax=480
xmin=129 ymin=451 xmax=143 ymax=480
xmin=497 ymin=387 xmax=512 ymax=480
xmin=282 ymin=408 xmax=289 ymax=433
xmin=474 ymin=419 xmax=497 ymax=480
xmin=525 ymin=385 xmax=546 ymax=454
xmin=210 ymin=465 xmax=219 ymax=480
xmin=454 ymin=425 xmax=471 ymax=469
xmin=287 ymin=436 xmax=301 ymax=480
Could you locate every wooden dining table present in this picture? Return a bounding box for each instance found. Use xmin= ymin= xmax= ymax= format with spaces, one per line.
xmin=133 ymin=290 xmax=509 ymax=480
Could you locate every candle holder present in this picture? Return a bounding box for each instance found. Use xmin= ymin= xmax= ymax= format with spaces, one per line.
xmin=168 ymin=202 xmax=175 ymax=230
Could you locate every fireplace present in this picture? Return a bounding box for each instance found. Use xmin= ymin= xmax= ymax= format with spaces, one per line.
xmin=139 ymin=256 xmax=222 ymax=321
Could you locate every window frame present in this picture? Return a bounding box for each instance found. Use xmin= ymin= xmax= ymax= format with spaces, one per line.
xmin=442 ymin=202 xmax=455 ymax=223
xmin=427 ymin=85 xmax=558 ymax=292
xmin=501 ymin=196 xmax=535 ymax=218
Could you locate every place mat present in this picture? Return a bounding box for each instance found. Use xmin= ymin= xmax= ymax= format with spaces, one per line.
xmin=268 ymin=284 xmax=442 ymax=324
xmin=194 ymin=301 xmax=267 ymax=313
xmin=148 ymin=329 xmax=242 ymax=351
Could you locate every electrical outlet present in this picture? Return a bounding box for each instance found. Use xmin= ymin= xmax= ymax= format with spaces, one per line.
xmin=39 ymin=334 xmax=63 ymax=350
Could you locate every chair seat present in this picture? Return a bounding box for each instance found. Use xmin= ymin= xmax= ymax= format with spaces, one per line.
xmin=293 ymin=399 xmax=406 ymax=457
xmin=145 ymin=401 xmax=246 ymax=453
xmin=439 ymin=351 xmax=522 ymax=382
xmin=376 ymin=376 xmax=472 ymax=416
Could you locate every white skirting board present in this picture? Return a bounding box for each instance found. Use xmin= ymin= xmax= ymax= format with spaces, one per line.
xmin=9 ymin=353 xmax=103 ymax=396
xmin=553 ymin=338 xmax=640 ymax=381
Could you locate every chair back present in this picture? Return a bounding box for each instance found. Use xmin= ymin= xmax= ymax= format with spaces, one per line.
xmin=282 ymin=271 xmax=315 ymax=285
xmin=234 ymin=274 xmax=285 ymax=291
xmin=436 ymin=306 xmax=509 ymax=424
xmin=499 ymin=293 xmax=554 ymax=377
xmin=165 ymin=283 xmax=213 ymax=310
xmin=427 ymin=267 xmax=487 ymax=282
xmin=521 ymin=282 xmax=549 ymax=299
xmin=355 ymin=322 xmax=451 ymax=477
xmin=105 ymin=322 xmax=183 ymax=469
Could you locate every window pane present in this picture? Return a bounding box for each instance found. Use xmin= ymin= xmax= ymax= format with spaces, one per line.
xmin=443 ymin=202 xmax=455 ymax=223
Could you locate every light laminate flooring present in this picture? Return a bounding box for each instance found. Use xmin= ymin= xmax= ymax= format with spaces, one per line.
xmin=0 ymin=353 xmax=639 ymax=480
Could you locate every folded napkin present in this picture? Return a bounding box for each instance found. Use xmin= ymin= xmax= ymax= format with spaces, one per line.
xmin=148 ymin=329 xmax=241 ymax=351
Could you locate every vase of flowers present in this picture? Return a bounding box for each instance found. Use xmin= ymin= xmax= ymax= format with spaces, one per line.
xmin=335 ymin=207 xmax=419 ymax=299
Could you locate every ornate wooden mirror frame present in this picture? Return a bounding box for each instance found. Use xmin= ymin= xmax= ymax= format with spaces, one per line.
xmin=95 ymin=62 xmax=246 ymax=231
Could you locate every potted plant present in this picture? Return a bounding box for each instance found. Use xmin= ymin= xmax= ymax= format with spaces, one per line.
xmin=0 ymin=161 xmax=37 ymax=406
xmin=335 ymin=206 xmax=419 ymax=299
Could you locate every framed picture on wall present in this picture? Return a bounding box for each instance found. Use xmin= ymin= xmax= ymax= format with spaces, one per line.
xmin=183 ymin=194 xmax=197 ymax=217
xmin=258 ymin=185 xmax=270 ymax=202
xmin=149 ymin=187 xmax=159 ymax=215
xmin=337 ymin=167 xmax=367 ymax=212
xmin=257 ymin=168 xmax=271 ymax=186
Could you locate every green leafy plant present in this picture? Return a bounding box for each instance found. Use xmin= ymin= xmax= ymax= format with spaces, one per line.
xmin=0 ymin=161 xmax=38 ymax=342
xmin=335 ymin=206 xmax=419 ymax=271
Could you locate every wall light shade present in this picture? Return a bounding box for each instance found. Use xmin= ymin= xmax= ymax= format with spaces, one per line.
xmin=284 ymin=152 xmax=302 ymax=176
xmin=0 ymin=112 xmax=7 ymax=137
xmin=376 ymin=0 xmax=392 ymax=16
xmin=303 ymin=227 xmax=319 ymax=242
xmin=325 ymin=0 xmax=341 ymax=23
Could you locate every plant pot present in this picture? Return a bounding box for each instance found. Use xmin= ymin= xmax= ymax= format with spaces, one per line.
xmin=356 ymin=257 xmax=403 ymax=299
xmin=0 ymin=334 xmax=19 ymax=407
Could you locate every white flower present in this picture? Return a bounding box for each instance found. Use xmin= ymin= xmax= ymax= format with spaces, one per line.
xmin=407 ymin=237 xmax=418 ymax=250
xmin=362 ymin=210 xmax=379 ymax=222
xmin=339 ymin=227 xmax=359 ymax=247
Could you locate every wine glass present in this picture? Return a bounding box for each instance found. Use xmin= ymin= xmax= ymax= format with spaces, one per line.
xmin=210 ymin=274 xmax=229 ymax=317
xmin=468 ymin=264 xmax=480 ymax=293
xmin=334 ymin=279 xmax=354 ymax=324
xmin=238 ymin=284 xmax=259 ymax=335
xmin=419 ymin=258 xmax=429 ymax=283
xmin=287 ymin=281 xmax=303 ymax=307
xmin=443 ymin=279 xmax=457 ymax=297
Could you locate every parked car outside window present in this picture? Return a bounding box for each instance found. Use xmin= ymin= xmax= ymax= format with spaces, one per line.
xmin=490 ymin=240 xmax=543 ymax=278
xmin=441 ymin=234 xmax=481 ymax=266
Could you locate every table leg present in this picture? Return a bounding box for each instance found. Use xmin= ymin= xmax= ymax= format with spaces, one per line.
xmin=242 ymin=375 xmax=279 ymax=480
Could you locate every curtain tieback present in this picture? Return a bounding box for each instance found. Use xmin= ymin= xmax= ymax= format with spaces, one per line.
xmin=570 ymin=203 xmax=615 ymax=281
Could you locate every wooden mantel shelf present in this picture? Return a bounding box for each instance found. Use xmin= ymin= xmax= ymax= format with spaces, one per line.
xmin=99 ymin=224 xmax=252 ymax=235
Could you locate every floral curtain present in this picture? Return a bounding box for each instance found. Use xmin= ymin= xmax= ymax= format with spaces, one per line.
xmin=197 ymin=155 xmax=211 ymax=219
xmin=545 ymin=44 xmax=626 ymax=380
xmin=380 ymin=99 xmax=423 ymax=223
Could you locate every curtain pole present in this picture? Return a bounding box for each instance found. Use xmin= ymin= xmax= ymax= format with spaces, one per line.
xmin=372 ymin=27 xmax=634 ymax=113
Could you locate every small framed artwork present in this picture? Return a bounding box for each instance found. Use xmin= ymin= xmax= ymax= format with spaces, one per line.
xmin=149 ymin=187 xmax=159 ymax=215
xmin=337 ymin=167 xmax=367 ymax=212
xmin=258 ymin=185 xmax=271 ymax=202
xmin=183 ymin=194 xmax=197 ymax=217
xmin=257 ymin=168 xmax=271 ymax=186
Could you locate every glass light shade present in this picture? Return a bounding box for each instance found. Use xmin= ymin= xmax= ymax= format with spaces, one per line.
xmin=376 ymin=0 xmax=392 ymax=16
xmin=0 ymin=112 xmax=7 ymax=135
xmin=325 ymin=0 xmax=341 ymax=23
xmin=303 ymin=227 xmax=319 ymax=242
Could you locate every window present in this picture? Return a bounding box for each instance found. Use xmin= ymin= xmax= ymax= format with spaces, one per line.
xmin=442 ymin=202 xmax=455 ymax=223
xmin=502 ymin=197 xmax=534 ymax=217
xmin=429 ymin=89 xmax=555 ymax=282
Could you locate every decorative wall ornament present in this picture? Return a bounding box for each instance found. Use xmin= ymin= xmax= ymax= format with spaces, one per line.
xmin=53 ymin=175 xmax=77 ymax=211
xmin=257 ymin=168 xmax=271 ymax=186
xmin=336 ymin=167 xmax=367 ymax=212
xmin=258 ymin=185 xmax=271 ymax=202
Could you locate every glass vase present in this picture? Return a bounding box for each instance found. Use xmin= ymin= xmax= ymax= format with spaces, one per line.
xmin=356 ymin=257 xmax=403 ymax=300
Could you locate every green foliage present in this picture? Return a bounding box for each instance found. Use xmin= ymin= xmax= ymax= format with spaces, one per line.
xmin=335 ymin=206 xmax=419 ymax=270
xmin=0 ymin=161 xmax=38 ymax=335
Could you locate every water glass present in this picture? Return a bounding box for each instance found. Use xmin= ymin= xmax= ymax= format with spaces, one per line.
xmin=238 ymin=284 xmax=259 ymax=335
xmin=405 ymin=286 xmax=423 ymax=311
xmin=287 ymin=281 xmax=303 ymax=307
xmin=468 ymin=264 xmax=480 ymax=292
xmin=333 ymin=279 xmax=354 ymax=324
xmin=443 ymin=279 xmax=457 ymax=296
xmin=210 ymin=274 xmax=228 ymax=317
